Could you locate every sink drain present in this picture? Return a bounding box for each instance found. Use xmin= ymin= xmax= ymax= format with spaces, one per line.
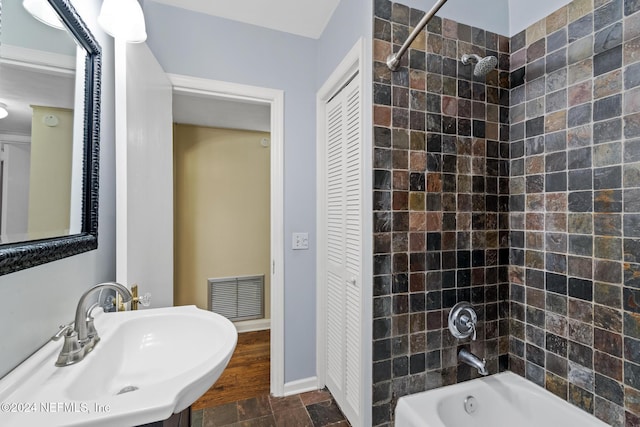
xmin=116 ymin=385 xmax=139 ymax=395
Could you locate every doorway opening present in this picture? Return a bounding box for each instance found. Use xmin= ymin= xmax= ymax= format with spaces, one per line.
xmin=173 ymin=100 xmax=272 ymax=331
xmin=170 ymin=74 xmax=285 ymax=401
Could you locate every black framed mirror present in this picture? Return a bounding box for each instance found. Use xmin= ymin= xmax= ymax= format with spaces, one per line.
xmin=0 ymin=0 xmax=101 ymax=275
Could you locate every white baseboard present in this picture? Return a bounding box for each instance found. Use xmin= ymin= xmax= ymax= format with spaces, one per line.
xmin=283 ymin=376 xmax=319 ymax=396
xmin=234 ymin=318 xmax=271 ymax=333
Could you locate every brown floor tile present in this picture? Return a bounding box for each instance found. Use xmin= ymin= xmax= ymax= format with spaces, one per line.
xmin=194 ymin=331 xmax=350 ymax=427
xmin=203 ymin=402 xmax=238 ymax=427
xmin=306 ymin=400 xmax=346 ymax=427
xmin=273 ymin=407 xmax=313 ymax=427
xmin=237 ymin=395 xmax=272 ymax=421
xmin=299 ymin=389 xmax=332 ymax=405
xmin=192 ymin=409 xmax=204 ymax=427
xmin=269 ymin=395 xmax=304 ymax=412
xmin=232 ymin=415 xmax=276 ymax=427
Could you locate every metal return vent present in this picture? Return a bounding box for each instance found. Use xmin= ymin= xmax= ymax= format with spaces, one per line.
xmin=208 ymin=275 xmax=264 ymax=321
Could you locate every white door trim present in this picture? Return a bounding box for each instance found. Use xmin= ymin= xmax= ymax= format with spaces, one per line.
xmin=168 ymin=73 xmax=286 ymax=397
xmin=316 ymin=38 xmax=372 ymax=427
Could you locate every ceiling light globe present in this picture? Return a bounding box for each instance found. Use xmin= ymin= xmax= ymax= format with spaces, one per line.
xmin=23 ymin=0 xmax=65 ymax=30
xmin=98 ymin=0 xmax=147 ymax=43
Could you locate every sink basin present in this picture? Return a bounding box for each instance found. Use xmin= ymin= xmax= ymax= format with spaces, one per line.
xmin=0 ymin=305 xmax=237 ymax=426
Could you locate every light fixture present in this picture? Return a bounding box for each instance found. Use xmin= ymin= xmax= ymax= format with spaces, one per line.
xmin=22 ymin=0 xmax=65 ymax=30
xmin=98 ymin=0 xmax=147 ymax=43
xmin=42 ymin=114 xmax=59 ymax=127
xmin=0 ymin=103 xmax=9 ymax=120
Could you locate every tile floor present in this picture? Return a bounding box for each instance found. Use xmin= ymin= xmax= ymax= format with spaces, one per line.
xmin=191 ymin=388 xmax=351 ymax=427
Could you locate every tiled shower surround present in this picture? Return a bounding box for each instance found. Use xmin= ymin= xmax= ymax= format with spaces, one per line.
xmin=508 ymin=0 xmax=640 ymax=426
xmin=372 ymin=1 xmax=511 ymax=424
xmin=372 ymin=0 xmax=640 ymax=426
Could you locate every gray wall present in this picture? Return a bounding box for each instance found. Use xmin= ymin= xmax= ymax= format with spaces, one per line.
xmin=145 ymin=0 xmax=374 ymax=384
xmin=316 ymin=0 xmax=372 ymax=85
xmin=0 ymin=0 xmax=116 ymax=378
xmin=508 ymin=0 xmax=572 ymax=36
xmin=143 ymin=1 xmax=319 ymax=383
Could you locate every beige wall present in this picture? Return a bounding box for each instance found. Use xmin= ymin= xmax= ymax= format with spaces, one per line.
xmin=174 ymin=124 xmax=271 ymax=318
xmin=27 ymin=106 xmax=73 ymax=237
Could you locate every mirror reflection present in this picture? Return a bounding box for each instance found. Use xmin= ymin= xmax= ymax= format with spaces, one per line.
xmin=0 ymin=0 xmax=84 ymax=243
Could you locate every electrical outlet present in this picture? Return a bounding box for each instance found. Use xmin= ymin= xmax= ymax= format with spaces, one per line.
xmin=292 ymin=232 xmax=309 ymax=250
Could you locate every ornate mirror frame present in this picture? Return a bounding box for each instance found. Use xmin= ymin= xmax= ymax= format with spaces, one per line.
xmin=0 ymin=0 xmax=101 ymax=275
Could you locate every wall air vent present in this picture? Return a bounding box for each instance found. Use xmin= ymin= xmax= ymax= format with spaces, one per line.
xmin=208 ymin=275 xmax=264 ymax=321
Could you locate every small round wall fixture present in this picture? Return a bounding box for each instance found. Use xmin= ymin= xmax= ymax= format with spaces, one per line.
xmin=43 ymin=114 xmax=59 ymax=127
xmin=261 ymin=138 xmax=270 ymax=147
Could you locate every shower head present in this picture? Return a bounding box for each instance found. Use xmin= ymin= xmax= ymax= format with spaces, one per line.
xmin=461 ymin=54 xmax=498 ymax=77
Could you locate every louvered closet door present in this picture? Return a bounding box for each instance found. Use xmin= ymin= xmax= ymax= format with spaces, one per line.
xmin=323 ymin=74 xmax=362 ymax=425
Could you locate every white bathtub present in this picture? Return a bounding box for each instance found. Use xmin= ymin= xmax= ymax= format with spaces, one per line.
xmin=395 ymin=371 xmax=608 ymax=427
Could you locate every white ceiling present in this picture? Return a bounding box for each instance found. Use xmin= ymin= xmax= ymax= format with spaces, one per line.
xmin=173 ymin=92 xmax=270 ymax=132
xmin=149 ymin=0 xmax=342 ymax=39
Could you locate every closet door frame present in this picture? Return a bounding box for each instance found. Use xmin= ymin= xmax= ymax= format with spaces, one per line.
xmin=316 ymin=37 xmax=372 ymax=427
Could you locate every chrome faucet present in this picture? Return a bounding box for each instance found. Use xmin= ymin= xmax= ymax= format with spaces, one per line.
xmin=458 ymin=348 xmax=488 ymax=376
xmin=53 ymin=282 xmax=133 ymax=367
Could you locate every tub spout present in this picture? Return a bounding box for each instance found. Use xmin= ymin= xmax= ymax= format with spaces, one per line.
xmin=458 ymin=348 xmax=488 ymax=376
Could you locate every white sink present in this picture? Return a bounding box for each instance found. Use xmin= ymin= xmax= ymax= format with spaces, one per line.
xmin=0 ymin=305 xmax=237 ymax=427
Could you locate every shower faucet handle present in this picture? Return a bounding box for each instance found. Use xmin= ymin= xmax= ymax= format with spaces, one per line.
xmin=448 ymin=302 xmax=478 ymax=341
xmin=459 ymin=314 xmax=477 ymax=341
xmin=468 ymin=319 xmax=477 ymax=341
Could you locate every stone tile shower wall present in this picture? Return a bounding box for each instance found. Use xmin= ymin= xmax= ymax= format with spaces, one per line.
xmin=371 ymin=1 xmax=511 ymax=424
xmin=508 ymin=0 xmax=640 ymax=425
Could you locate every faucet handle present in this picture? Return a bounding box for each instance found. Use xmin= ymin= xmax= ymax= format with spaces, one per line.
xmin=466 ymin=319 xmax=477 ymax=341
xmin=54 ymin=329 xmax=84 ymax=367
xmin=52 ymin=323 xmax=74 ymax=341
xmin=136 ymin=292 xmax=152 ymax=308
xmin=130 ymin=285 xmax=151 ymax=310
xmin=459 ymin=314 xmax=477 ymax=341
